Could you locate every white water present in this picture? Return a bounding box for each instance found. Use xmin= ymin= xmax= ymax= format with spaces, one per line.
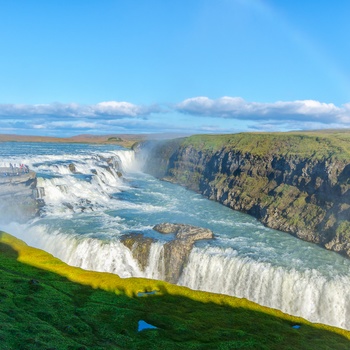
xmin=1 ymin=142 xmax=350 ymax=330
xmin=11 ymin=223 xmax=350 ymax=330
xmin=179 ymin=247 xmax=350 ymax=329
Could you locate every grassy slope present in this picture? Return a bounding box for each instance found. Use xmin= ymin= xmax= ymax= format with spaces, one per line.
xmin=1 ymin=232 xmax=350 ymax=350
xmin=181 ymin=131 xmax=350 ymax=160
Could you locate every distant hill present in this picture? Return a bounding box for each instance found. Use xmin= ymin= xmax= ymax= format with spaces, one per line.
xmin=0 ymin=133 xmax=144 ymax=148
xmin=0 ymin=133 xmax=188 ymax=147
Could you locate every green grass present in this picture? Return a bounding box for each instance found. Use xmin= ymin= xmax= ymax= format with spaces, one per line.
xmin=335 ymin=221 xmax=350 ymax=240
xmin=181 ymin=131 xmax=350 ymax=160
xmin=1 ymin=231 xmax=350 ymax=349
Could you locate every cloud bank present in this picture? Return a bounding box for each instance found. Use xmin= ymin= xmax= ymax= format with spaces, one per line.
xmin=0 ymin=97 xmax=350 ymax=136
xmin=0 ymin=101 xmax=159 ymax=119
xmin=176 ymin=96 xmax=350 ymax=124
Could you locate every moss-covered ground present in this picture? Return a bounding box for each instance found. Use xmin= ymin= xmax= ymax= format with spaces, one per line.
xmin=1 ymin=231 xmax=350 ymax=349
xmin=181 ymin=130 xmax=350 ymax=160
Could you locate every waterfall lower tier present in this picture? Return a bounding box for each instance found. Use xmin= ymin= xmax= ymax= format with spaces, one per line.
xmin=16 ymin=227 xmax=350 ymax=331
xmin=179 ymin=247 xmax=350 ymax=330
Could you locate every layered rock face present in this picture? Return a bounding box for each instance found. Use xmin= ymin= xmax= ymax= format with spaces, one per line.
xmin=121 ymin=223 xmax=214 ymax=283
xmin=140 ymin=133 xmax=350 ymax=257
xmin=154 ymin=223 xmax=213 ymax=283
xmin=0 ymin=171 xmax=38 ymax=223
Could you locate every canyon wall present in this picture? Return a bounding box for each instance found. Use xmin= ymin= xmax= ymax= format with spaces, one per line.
xmin=140 ymin=132 xmax=350 ymax=257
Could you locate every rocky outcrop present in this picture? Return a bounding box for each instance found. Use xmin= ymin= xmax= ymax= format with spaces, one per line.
xmin=0 ymin=171 xmax=39 ymax=223
xmin=154 ymin=223 xmax=213 ymax=283
xmin=121 ymin=233 xmax=156 ymax=271
xmin=153 ymin=223 xmax=213 ymax=240
xmin=139 ymin=134 xmax=350 ymax=258
xmin=68 ymin=163 xmax=77 ymax=173
xmin=121 ymin=223 xmax=214 ymax=283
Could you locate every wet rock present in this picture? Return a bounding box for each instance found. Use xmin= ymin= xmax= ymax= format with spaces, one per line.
xmin=155 ymin=223 xmax=213 ymax=283
xmin=63 ymin=202 xmax=74 ymax=210
xmin=121 ymin=233 xmax=156 ymax=270
xmin=121 ymin=224 xmax=213 ymax=283
xmin=68 ymin=163 xmax=76 ymax=173
xmin=154 ymin=223 xmax=213 ymax=241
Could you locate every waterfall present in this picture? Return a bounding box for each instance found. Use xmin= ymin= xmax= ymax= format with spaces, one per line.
xmin=113 ymin=150 xmax=139 ymax=173
xmin=3 ymin=143 xmax=350 ymax=332
xmin=16 ymin=225 xmax=350 ymax=331
xmin=178 ymin=246 xmax=350 ymax=330
xmin=31 ymin=150 xmax=138 ymax=215
xmin=11 ymin=225 xmax=143 ymax=278
xmin=144 ymin=241 xmax=165 ymax=280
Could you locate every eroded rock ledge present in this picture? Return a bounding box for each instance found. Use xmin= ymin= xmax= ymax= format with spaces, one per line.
xmin=121 ymin=223 xmax=213 ymax=283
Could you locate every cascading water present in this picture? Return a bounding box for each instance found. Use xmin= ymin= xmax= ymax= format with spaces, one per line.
xmin=179 ymin=247 xmax=350 ymax=329
xmin=1 ymin=141 xmax=350 ymax=330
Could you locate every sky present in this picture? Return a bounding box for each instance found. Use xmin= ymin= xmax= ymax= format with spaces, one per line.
xmin=1 ymin=0 xmax=350 ymax=136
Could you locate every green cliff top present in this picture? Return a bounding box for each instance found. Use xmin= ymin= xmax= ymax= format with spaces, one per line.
xmin=181 ymin=130 xmax=350 ymax=160
xmin=1 ymin=231 xmax=350 ymax=349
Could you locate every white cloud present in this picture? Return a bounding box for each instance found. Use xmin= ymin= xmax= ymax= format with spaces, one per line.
xmin=0 ymin=101 xmax=159 ymax=119
xmin=95 ymin=101 xmax=144 ymax=117
xmin=1 ymin=97 xmax=350 ymax=136
xmin=176 ymin=96 xmax=346 ymax=124
xmin=33 ymin=124 xmax=46 ymax=129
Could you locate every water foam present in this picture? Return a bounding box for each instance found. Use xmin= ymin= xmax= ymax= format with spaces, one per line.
xmin=178 ymin=246 xmax=350 ymax=329
xmin=32 ymin=150 xmax=137 ymax=215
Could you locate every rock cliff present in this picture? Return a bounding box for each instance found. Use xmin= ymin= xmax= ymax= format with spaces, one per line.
xmin=139 ymin=132 xmax=350 ymax=257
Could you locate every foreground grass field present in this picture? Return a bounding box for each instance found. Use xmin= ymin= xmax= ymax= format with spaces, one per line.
xmin=1 ymin=231 xmax=350 ymax=350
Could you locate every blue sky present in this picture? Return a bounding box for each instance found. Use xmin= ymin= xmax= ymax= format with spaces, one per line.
xmin=1 ymin=0 xmax=350 ymax=136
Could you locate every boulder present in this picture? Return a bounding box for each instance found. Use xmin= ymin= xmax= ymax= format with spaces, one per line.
xmin=121 ymin=224 xmax=213 ymax=283
xmin=154 ymin=223 xmax=213 ymax=283
xmin=68 ymin=163 xmax=76 ymax=173
xmin=153 ymin=223 xmax=213 ymax=241
xmin=120 ymin=233 xmax=156 ymax=270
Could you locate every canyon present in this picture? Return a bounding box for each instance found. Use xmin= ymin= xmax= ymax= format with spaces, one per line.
xmin=139 ymin=131 xmax=350 ymax=257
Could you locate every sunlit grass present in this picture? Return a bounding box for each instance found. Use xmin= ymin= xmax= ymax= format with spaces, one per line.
xmin=182 ymin=131 xmax=350 ymax=160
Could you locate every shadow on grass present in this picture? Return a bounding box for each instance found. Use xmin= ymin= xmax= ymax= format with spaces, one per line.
xmin=0 ymin=241 xmax=350 ymax=350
